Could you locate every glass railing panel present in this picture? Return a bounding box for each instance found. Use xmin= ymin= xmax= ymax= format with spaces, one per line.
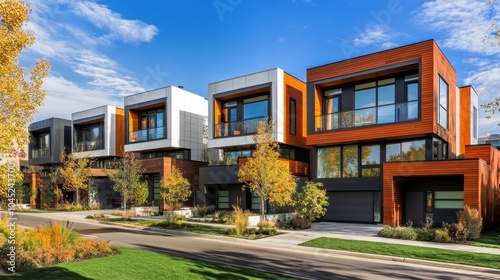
xmin=74 ymin=139 xmax=104 ymax=151
xmin=214 ymin=118 xmax=267 ymax=138
xmin=32 ymin=147 xmax=50 ymax=158
xmin=129 ymin=127 xmax=165 ymax=142
xmin=316 ymin=101 xmax=419 ymax=131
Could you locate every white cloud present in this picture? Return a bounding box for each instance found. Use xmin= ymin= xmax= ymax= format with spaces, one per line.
xmin=353 ymin=25 xmax=400 ymax=50
xmin=71 ymin=1 xmax=159 ymax=43
xmin=24 ymin=0 xmax=159 ymax=120
xmin=464 ymin=65 xmax=500 ymax=135
xmin=416 ymin=0 xmax=500 ymax=55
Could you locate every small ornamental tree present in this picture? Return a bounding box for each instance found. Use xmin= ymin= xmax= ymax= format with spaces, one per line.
xmin=238 ymin=121 xmax=296 ymax=221
xmin=160 ymin=167 xmax=191 ymax=217
xmin=0 ymin=0 xmax=51 ymax=156
xmin=57 ymin=152 xmax=93 ymax=205
xmin=104 ymin=152 xmax=146 ymax=210
xmin=294 ymin=181 xmax=329 ymax=222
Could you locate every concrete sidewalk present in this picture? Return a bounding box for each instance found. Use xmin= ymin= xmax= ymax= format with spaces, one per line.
xmin=20 ymin=210 xmax=500 ymax=256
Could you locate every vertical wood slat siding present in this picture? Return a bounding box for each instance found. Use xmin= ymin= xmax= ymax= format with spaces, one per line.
xmin=459 ymin=87 xmax=472 ymax=155
xmin=383 ymin=160 xmax=483 ymax=226
xmin=306 ymin=40 xmax=458 ymax=150
xmin=138 ymin=157 xmax=204 ymax=211
xmin=128 ymin=110 xmax=138 ymax=141
xmin=238 ymin=158 xmax=309 ymax=177
xmin=465 ymin=144 xmax=500 ymax=229
xmin=115 ymin=108 xmax=125 ymax=156
xmin=284 ymin=73 xmax=308 ymax=149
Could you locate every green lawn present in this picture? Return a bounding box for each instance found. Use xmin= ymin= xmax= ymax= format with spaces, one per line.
xmin=99 ymin=218 xmax=230 ymax=236
xmin=1 ymin=247 xmax=296 ymax=279
xmin=470 ymin=227 xmax=500 ymax=249
xmin=300 ymin=237 xmax=500 ymax=269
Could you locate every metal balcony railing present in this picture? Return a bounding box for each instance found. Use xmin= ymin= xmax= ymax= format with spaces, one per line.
xmin=74 ymin=139 xmax=104 ymax=152
xmin=31 ymin=147 xmax=50 ymax=158
xmin=129 ymin=127 xmax=165 ymax=142
xmin=214 ymin=117 xmax=267 ymax=138
xmin=315 ymin=101 xmax=418 ymax=131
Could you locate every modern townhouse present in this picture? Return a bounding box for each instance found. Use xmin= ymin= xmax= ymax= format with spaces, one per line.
xmin=124 ymin=86 xmax=208 ymax=211
xmin=26 ymin=117 xmax=72 ymax=207
xmin=306 ymin=39 xmax=500 ymax=229
xmin=200 ymin=68 xmax=310 ymax=213
xmin=71 ymin=105 xmax=124 ymax=207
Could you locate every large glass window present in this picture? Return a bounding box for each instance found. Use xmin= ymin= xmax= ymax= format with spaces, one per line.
xmin=217 ymin=94 xmax=269 ymax=137
xmin=317 ymin=147 xmax=341 ymax=178
xmin=74 ymin=123 xmax=104 ymax=151
xmin=361 ymin=144 xmax=380 ymax=177
xmin=434 ymin=191 xmax=463 ymax=209
xmin=342 ymin=145 xmax=358 ymax=177
xmin=218 ymin=190 xmax=229 ymax=209
xmin=386 ymin=140 xmax=426 ymax=162
xmin=132 ymin=108 xmax=165 ymax=142
xmin=354 ymin=79 xmax=395 ymax=126
xmin=438 ymin=76 xmax=448 ymax=129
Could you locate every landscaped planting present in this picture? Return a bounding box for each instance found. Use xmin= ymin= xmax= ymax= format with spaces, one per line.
xmin=0 ymin=218 xmax=114 ymax=273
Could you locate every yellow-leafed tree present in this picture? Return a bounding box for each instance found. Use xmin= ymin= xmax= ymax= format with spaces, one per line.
xmin=57 ymin=152 xmax=93 ymax=206
xmin=238 ymin=121 xmax=296 ymax=221
xmin=160 ymin=167 xmax=191 ymax=221
xmin=0 ymin=0 xmax=50 ymax=155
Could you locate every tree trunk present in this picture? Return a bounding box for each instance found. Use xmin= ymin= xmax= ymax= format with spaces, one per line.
xmin=260 ymin=197 xmax=265 ymax=222
xmin=76 ymin=189 xmax=80 ymax=205
xmin=123 ymin=193 xmax=127 ymax=211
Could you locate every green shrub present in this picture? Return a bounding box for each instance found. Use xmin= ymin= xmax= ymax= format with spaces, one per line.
xmin=435 ymin=228 xmax=453 ymax=243
xmin=415 ymin=227 xmax=435 ymax=241
xmin=259 ymin=227 xmax=277 ymax=235
xmin=195 ymin=205 xmax=215 ymax=217
xmin=457 ymin=206 xmax=483 ymax=240
xmin=445 ymin=222 xmax=468 ymax=243
xmin=394 ymin=227 xmax=417 ymax=240
xmin=378 ymin=226 xmax=397 ymax=238
xmin=291 ymin=217 xmax=311 ymax=229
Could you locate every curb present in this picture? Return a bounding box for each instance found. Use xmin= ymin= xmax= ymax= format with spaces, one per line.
xmin=95 ymin=220 xmax=500 ymax=275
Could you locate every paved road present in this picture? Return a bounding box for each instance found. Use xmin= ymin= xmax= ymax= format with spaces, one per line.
xmin=15 ymin=213 xmax=500 ymax=280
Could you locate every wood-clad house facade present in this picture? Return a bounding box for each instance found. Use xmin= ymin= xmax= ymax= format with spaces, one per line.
xmin=306 ymin=40 xmax=498 ymax=227
xmin=201 ymin=68 xmax=310 ymax=213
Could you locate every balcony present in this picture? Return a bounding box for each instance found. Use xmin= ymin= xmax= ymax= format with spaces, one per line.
xmin=74 ymin=139 xmax=104 ymax=152
xmin=215 ymin=117 xmax=267 ymax=138
xmin=32 ymin=147 xmax=50 ymax=158
xmin=315 ymin=101 xmax=418 ymax=131
xmin=129 ymin=127 xmax=165 ymax=142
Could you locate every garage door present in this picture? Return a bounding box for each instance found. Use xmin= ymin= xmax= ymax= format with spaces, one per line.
xmin=324 ymin=192 xmax=374 ymax=222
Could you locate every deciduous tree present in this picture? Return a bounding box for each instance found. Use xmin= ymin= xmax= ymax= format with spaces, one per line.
xmin=238 ymin=121 xmax=296 ymax=221
xmin=160 ymin=167 xmax=191 ymax=213
xmin=104 ymin=152 xmax=146 ymax=210
xmin=0 ymin=0 xmax=50 ymax=155
xmin=57 ymin=152 xmax=93 ymax=205
xmin=294 ymin=181 xmax=329 ymax=222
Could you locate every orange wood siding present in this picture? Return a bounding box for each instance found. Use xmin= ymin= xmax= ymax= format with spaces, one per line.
xmin=383 ymin=158 xmax=500 ymax=227
xmin=238 ymin=157 xmax=309 ymax=177
xmin=214 ymin=99 xmax=222 ymax=131
xmin=128 ymin=110 xmax=138 ymax=140
xmin=284 ymin=73 xmax=307 ymax=148
xmin=115 ymin=108 xmax=125 ymax=156
xmin=459 ymin=87 xmax=472 ymax=155
xmin=138 ymin=157 xmax=204 ymax=211
xmin=306 ymin=40 xmax=459 ymax=150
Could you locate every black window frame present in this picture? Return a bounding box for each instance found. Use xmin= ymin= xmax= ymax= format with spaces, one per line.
xmin=438 ymin=75 xmax=449 ymax=130
xmin=289 ymin=97 xmax=296 ymax=135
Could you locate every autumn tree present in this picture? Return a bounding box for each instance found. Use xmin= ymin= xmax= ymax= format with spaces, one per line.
xmin=160 ymin=167 xmax=191 ymax=215
xmin=57 ymin=152 xmax=93 ymax=205
xmin=238 ymin=121 xmax=296 ymax=221
xmin=104 ymin=152 xmax=147 ymax=210
xmin=0 ymin=0 xmax=50 ymax=155
xmin=294 ymin=181 xmax=329 ymax=223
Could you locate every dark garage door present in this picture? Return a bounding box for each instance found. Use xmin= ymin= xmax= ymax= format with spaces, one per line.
xmin=324 ymin=192 xmax=374 ymax=222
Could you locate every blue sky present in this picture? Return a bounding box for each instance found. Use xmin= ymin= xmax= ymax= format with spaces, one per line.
xmin=24 ymin=0 xmax=500 ymax=136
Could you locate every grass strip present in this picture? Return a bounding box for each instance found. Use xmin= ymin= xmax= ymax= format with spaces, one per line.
xmin=99 ymin=218 xmax=230 ymax=236
xmin=300 ymin=237 xmax=500 ymax=269
xmin=1 ymin=246 xmax=296 ymax=279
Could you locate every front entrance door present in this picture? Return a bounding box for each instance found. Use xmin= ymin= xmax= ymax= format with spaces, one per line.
xmin=405 ymin=191 xmax=424 ymax=225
